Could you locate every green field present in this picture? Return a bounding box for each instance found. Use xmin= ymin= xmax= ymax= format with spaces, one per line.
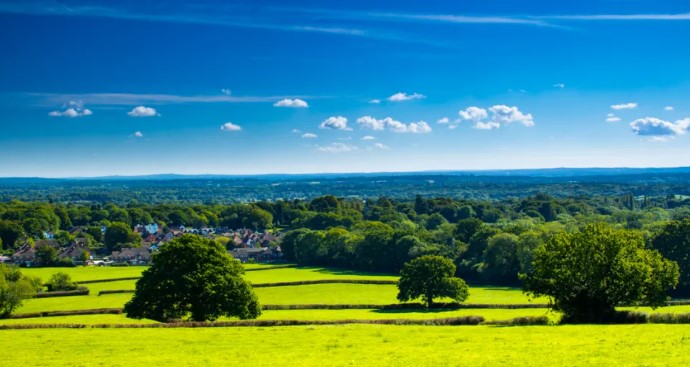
xmin=2 ymin=325 xmax=690 ymax=366
xmin=4 ymin=265 xmax=690 ymax=366
xmin=22 ymin=266 xmax=147 ymax=282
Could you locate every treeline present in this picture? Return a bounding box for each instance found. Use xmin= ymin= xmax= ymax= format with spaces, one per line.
xmin=1 ymin=194 xmax=690 ymax=294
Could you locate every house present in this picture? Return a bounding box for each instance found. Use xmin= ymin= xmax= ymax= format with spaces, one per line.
xmin=11 ymin=239 xmax=61 ymax=266
xmin=110 ymin=247 xmax=153 ymax=265
xmin=58 ymin=242 xmax=90 ymax=263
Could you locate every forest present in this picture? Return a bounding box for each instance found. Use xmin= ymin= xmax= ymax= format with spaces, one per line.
xmin=2 ymin=189 xmax=690 ymax=296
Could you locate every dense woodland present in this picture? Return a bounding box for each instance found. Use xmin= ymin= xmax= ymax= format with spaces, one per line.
xmin=2 ymin=190 xmax=690 ymax=296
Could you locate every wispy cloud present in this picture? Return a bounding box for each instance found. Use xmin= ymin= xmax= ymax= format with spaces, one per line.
xmin=317 ymin=142 xmax=357 ymax=153
xmin=301 ymin=133 xmax=317 ymax=139
xmin=539 ymin=13 xmax=690 ymax=21
xmin=29 ymin=92 xmax=315 ymax=106
xmin=48 ymin=100 xmax=92 ymax=117
xmin=387 ymin=92 xmax=426 ymax=102
xmin=611 ymin=102 xmax=638 ymax=110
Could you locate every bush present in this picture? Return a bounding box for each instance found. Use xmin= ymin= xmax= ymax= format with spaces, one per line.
xmin=46 ymin=272 xmax=78 ymax=292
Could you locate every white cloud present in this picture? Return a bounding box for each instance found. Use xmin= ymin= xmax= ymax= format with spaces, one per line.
xmin=374 ymin=143 xmax=391 ymax=150
xmin=630 ymin=117 xmax=690 ymax=136
xmin=357 ymin=116 xmax=386 ymax=130
xmin=319 ymin=116 xmax=351 ymax=130
xmin=134 ymin=131 xmax=143 ymax=138
xmin=387 ymin=92 xmax=426 ymax=102
xmin=611 ymin=102 xmax=638 ymax=110
xmin=361 ymin=135 xmax=376 ymax=140
xmin=221 ymin=88 xmax=232 ymax=96
xmin=649 ymin=136 xmax=674 ymax=142
xmin=437 ymin=117 xmax=450 ymax=124
xmin=369 ymin=99 xmax=381 ymax=104
xmin=458 ymin=107 xmax=488 ymax=123
xmin=489 ymin=105 xmax=535 ymax=126
xmin=48 ymin=100 xmax=92 ymax=117
xmin=665 ymin=106 xmax=675 ymax=111
xmin=606 ymin=113 xmax=621 ymax=123
xmin=291 ymin=129 xmax=301 ymax=133
xmin=356 ymin=116 xmax=431 ymax=133
xmin=317 ymin=143 xmax=357 ymax=153
xmin=274 ymin=98 xmax=309 ymax=108
xmin=220 ymin=122 xmax=242 ymax=131
xmin=475 ymin=121 xmax=501 ymax=130
xmin=127 ymin=105 xmax=159 ymax=117
xmin=553 ymin=83 xmax=565 ymax=89
xmin=301 ymin=133 xmax=317 ymax=139
xmin=456 ymin=105 xmax=534 ymax=129
xmin=408 ymin=121 xmax=432 ymax=133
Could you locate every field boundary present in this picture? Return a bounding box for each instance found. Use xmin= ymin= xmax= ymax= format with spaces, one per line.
xmin=77 ymin=277 xmax=141 ymax=285
xmin=9 ymin=308 xmax=123 ymax=319
xmin=251 ymin=279 xmax=398 ymax=287
xmin=33 ymin=289 xmax=89 ymax=298
xmin=0 ymin=316 xmax=485 ymax=329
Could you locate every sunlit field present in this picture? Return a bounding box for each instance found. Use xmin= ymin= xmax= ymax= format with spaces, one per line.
xmin=2 ymin=325 xmax=690 ymax=366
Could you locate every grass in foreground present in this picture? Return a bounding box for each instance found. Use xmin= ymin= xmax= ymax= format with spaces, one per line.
xmin=2 ymin=324 xmax=690 ymax=366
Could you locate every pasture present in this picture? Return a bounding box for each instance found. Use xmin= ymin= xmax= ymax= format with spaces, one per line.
xmin=3 ymin=264 xmax=690 ymax=366
xmin=2 ymin=325 xmax=690 ymax=366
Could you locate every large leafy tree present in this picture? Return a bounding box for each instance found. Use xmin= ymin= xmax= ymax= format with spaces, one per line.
xmin=651 ymin=219 xmax=690 ymax=295
xmin=0 ymin=264 xmax=42 ymax=318
xmin=124 ymin=235 xmax=260 ymax=322
xmin=397 ymin=255 xmax=469 ymax=307
xmin=522 ymin=223 xmax=679 ymax=323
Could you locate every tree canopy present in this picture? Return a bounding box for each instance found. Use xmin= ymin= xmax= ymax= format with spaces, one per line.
xmin=0 ymin=264 xmax=41 ymax=318
xmin=397 ymin=255 xmax=469 ymax=307
xmin=652 ymin=219 xmax=690 ymax=295
xmin=521 ymin=223 xmax=679 ymax=323
xmin=124 ymin=234 xmax=261 ymax=322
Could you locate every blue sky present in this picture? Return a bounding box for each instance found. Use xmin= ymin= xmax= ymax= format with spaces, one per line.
xmin=1 ymin=0 xmax=690 ymax=177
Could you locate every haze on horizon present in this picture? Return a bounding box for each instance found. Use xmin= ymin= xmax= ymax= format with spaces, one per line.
xmin=1 ymin=0 xmax=690 ymax=177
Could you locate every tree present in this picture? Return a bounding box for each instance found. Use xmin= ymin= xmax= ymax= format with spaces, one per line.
xmin=104 ymin=222 xmax=140 ymax=252
xmin=124 ymin=235 xmax=261 ymax=322
xmin=35 ymin=245 xmax=58 ymax=266
xmin=46 ymin=272 xmax=78 ymax=292
xmin=651 ymin=219 xmax=690 ymax=296
xmin=397 ymin=255 xmax=469 ymax=307
xmin=479 ymin=233 xmax=520 ymax=285
xmin=521 ymin=223 xmax=679 ymax=323
xmin=0 ymin=264 xmax=41 ymax=318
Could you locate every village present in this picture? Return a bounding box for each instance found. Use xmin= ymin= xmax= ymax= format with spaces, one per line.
xmin=5 ymin=224 xmax=283 ymax=267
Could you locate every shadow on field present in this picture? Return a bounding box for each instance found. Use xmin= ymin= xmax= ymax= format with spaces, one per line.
xmin=370 ymin=308 xmax=460 ymax=315
xmin=303 ymin=266 xmax=397 ymax=278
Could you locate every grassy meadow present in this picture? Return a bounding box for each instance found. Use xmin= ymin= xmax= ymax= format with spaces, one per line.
xmin=2 ymin=325 xmax=690 ymax=366
xmin=4 ymin=265 xmax=690 ymax=366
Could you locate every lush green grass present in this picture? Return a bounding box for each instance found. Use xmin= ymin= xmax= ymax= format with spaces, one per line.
xmin=21 ymin=266 xmax=147 ymax=282
xmin=2 ymin=325 xmax=690 ymax=366
xmin=255 ymin=308 xmax=553 ymax=322
xmin=0 ymin=314 xmax=157 ymax=325
xmin=254 ymin=284 xmax=546 ymax=305
xmin=16 ymin=293 xmax=133 ymax=313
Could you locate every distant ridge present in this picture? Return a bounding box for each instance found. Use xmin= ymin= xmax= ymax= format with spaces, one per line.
xmin=3 ymin=166 xmax=690 ymax=181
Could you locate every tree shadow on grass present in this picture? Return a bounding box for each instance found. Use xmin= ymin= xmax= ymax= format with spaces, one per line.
xmin=371 ymin=308 xmax=462 ymax=315
xmin=299 ymin=266 xmax=398 ymax=278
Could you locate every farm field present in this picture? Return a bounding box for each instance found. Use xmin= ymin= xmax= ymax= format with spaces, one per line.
xmin=22 ymin=266 xmax=147 ymax=282
xmin=2 ymin=324 xmax=690 ymax=366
